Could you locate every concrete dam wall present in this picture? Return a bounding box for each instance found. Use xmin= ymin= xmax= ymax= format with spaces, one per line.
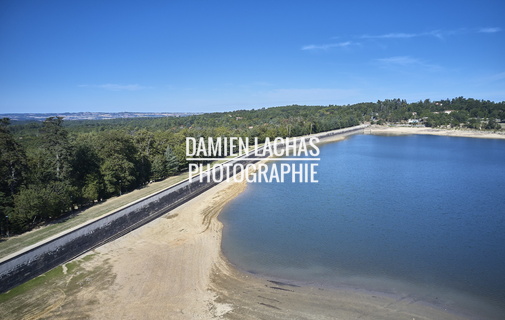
xmin=0 ymin=124 xmax=368 ymax=293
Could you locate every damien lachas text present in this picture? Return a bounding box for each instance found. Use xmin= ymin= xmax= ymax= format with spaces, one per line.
xmin=186 ymin=136 xmax=320 ymax=183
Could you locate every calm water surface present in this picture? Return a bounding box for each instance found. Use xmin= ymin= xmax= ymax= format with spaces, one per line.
xmin=220 ymin=134 xmax=505 ymax=317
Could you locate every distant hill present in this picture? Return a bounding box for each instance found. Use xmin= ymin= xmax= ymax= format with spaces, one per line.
xmin=0 ymin=111 xmax=199 ymax=121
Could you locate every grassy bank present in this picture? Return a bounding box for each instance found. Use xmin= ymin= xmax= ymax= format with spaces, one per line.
xmin=0 ymin=153 xmax=247 ymax=260
xmin=0 ymin=173 xmax=189 ymax=259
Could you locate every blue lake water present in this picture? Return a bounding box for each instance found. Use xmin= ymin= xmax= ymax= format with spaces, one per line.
xmin=219 ymin=134 xmax=505 ymax=318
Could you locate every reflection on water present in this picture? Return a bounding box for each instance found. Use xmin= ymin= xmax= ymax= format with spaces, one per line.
xmin=220 ymin=134 xmax=505 ymax=318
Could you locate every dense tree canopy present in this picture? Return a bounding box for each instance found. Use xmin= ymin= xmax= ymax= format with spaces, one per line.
xmin=1 ymin=97 xmax=503 ymax=235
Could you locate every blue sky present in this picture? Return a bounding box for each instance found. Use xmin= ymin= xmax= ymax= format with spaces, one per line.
xmin=0 ymin=0 xmax=504 ymax=113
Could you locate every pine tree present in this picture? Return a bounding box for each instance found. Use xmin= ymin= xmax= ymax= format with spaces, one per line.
xmin=165 ymin=145 xmax=179 ymax=176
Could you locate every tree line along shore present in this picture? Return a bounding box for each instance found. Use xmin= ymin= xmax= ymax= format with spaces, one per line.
xmin=1 ymin=97 xmax=503 ymax=236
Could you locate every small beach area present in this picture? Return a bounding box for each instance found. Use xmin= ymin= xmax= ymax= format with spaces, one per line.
xmin=368 ymin=125 xmax=505 ymax=139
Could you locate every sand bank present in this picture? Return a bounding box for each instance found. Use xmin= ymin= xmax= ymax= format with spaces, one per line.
xmin=368 ymin=125 xmax=505 ymax=139
xmin=2 ymin=173 xmax=480 ymax=319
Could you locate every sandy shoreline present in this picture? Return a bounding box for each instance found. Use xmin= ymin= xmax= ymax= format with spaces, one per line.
xmin=367 ymin=125 xmax=505 ymax=139
xmin=32 ymin=178 xmax=465 ymax=319
xmin=2 ymin=128 xmax=501 ymax=319
xmin=5 ymin=174 xmax=472 ymax=319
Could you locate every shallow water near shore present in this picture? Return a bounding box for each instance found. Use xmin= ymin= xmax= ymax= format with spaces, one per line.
xmin=220 ymin=134 xmax=505 ymax=318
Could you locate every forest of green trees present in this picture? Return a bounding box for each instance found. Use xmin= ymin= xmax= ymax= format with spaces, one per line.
xmin=1 ymin=97 xmax=503 ymax=235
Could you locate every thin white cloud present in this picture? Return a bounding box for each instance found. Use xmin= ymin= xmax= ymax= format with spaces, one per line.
xmin=302 ymin=27 xmax=501 ymax=52
xmin=301 ymin=41 xmax=354 ymax=51
xmin=359 ymin=27 xmax=500 ymax=40
xmin=361 ymin=32 xmax=419 ymax=39
xmin=100 ymin=84 xmax=146 ymax=91
xmin=78 ymin=84 xmax=148 ymax=91
xmin=480 ymin=71 xmax=505 ymax=82
xmin=479 ymin=27 xmax=501 ymax=33
xmin=376 ymin=56 xmax=442 ymax=71
xmin=376 ymin=56 xmax=421 ymax=66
